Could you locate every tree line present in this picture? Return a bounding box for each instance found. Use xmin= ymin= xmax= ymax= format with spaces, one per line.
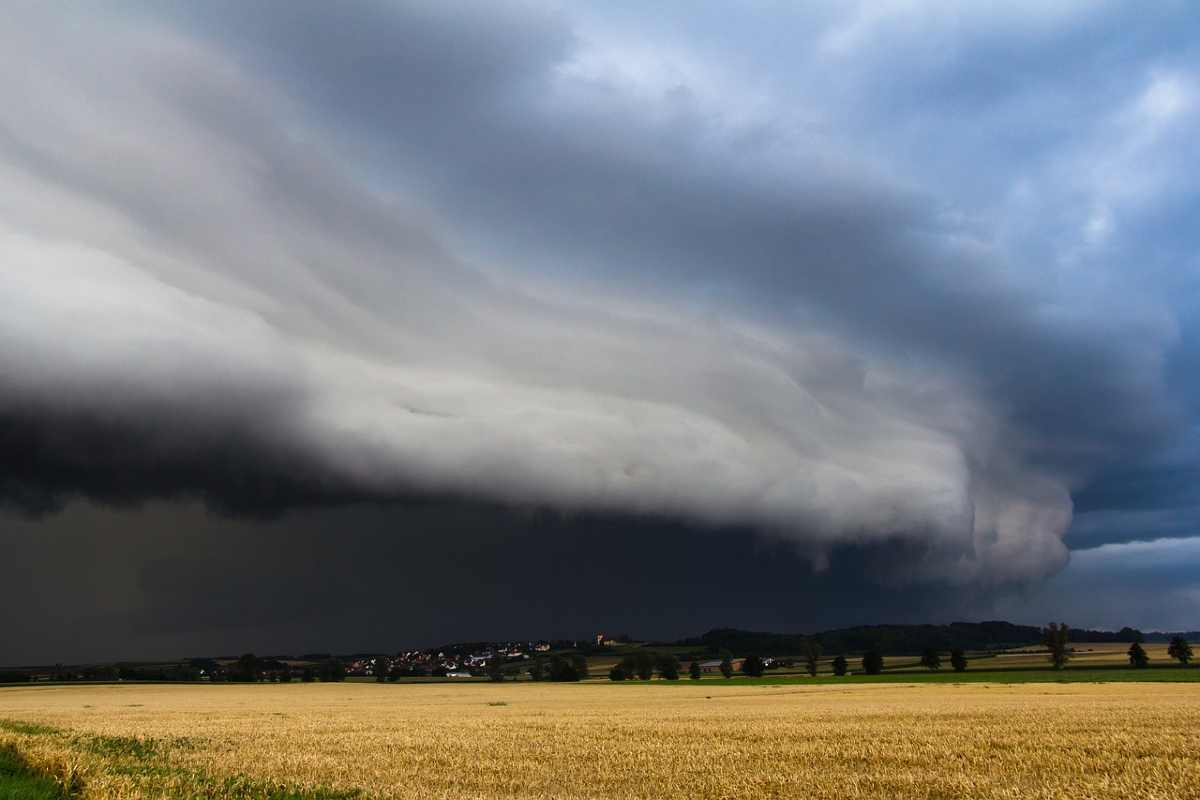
xmin=602 ymin=646 xmax=968 ymax=680
xmin=226 ymin=653 xmax=346 ymax=683
xmin=605 ymin=625 xmax=1195 ymax=680
xmin=525 ymin=654 xmax=588 ymax=681
xmin=685 ymin=621 xmax=1199 ymax=658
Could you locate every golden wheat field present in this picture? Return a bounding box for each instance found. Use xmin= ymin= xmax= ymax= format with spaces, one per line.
xmin=2 ymin=681 xmax=1199 ymax=800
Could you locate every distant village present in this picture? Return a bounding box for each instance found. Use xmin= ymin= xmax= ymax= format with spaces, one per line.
xmin=340 ymin=639 xmax=563 ymax=681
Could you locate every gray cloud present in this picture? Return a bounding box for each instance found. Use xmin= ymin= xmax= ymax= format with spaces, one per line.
xmin=994 ymin=536 xmax=1200 ymax=632
xmin=1065 ymin=428 xmax=1200 ymax=548
xmin=2 ymin=0 xmax=1198 ymax=608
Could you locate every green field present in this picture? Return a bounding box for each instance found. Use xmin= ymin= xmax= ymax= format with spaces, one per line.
xmin=0 ymin=744 xmax=62 ymax=800
xmin=620 ymin=666 xmax=1200 ymax=685
xmin=587 ymin=640 xmax=1200 ymax=683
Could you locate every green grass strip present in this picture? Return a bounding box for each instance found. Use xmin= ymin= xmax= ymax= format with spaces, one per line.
xmin=1 ymin=718 xmax=355 ymax=800
xmin=0 ymin=745 xmax=65 ymax=800
xmin=0 ymin=723 xmax=59 ymax=738
xmin=621 ymin=667 xmax=1200 ymax=685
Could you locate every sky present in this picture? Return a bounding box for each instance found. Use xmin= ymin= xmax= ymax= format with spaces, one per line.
xmin=2 ymin=1 xmax=1199 ymax=664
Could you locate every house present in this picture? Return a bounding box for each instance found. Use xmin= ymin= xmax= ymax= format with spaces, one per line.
xmin=698 ymin=659 xmax=745 ymax=673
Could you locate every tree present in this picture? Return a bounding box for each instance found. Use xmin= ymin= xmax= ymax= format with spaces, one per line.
xmin=544 ymin=654 xmax=585 ymax=682
xmin=631 ymin=652 xmax=655 ymax=681
xmin=1127 ymin=642 xmax=1149 ymax=669
xmin=803 ymin=639 xmax=821 ymax=677
xmin=861 ymin=649 xmax=884 ymax=675
xmin=529 ymin=656 xmax=546 ymax=682
xmin=301 ymin=667 xmax=316 ymax=683
xmin=374 ymin=657 xmax=389 ymax=682
xmin=1042 ymin=622 xmax=1070 ymax=670
xmin=1118 ymin=626 xmax=1144 ymax=643
xmin=920 ymin=648 xmax=942 ymax=671
xmin=689 ymin=660 xmax=702 ymax=680
xmin=486 ymin=659 xmax=505 ymax=682
xmin=1168 ymin=636 xmax=1193 ymax=666
xmin=718 ymin=648 xmax=734 ymax=679
xmin=608 ymin=664 xmax=627 ymax=681
xmin=657 ymin=654 xmax=680 ymax=680
xmin=319 ymin=658 xmax=346 ymax=682
xmin=741 ymin=655 xmax=765 ymax=678
xmin=831 ymin=655 xmax=848 ymax=676
xmin=235 ymin=653 xmax=259 ymax=683
xmin=278 ymin=667 xmax=293 ymax=683
xmin=950 ymin=648 xmax=968 ymax=673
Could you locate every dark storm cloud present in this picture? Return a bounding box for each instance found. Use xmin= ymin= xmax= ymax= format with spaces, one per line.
xmin=0 ymin=396 xmax=375 ymax=517
xmin=1 ymin=0 xmax=1199 ymax=620
xmin=1064 ymin=428 xmax=1200 ymax=549
xmin=176 ymin=0 xmax=1193 ymax=485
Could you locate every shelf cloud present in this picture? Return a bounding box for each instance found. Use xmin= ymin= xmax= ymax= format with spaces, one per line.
xmin=2 ymin=0 xmax=1197 ymax=613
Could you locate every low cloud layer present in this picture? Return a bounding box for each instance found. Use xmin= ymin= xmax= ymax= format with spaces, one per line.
xmin=2 ymin=1 xmax=1198 ymax=602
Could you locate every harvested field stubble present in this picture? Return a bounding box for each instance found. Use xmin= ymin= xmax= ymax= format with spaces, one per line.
xmin=1 ymin=681 xmax=1198 ymax=799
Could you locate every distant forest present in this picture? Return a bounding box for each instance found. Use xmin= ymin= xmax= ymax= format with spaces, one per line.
xmin=676 ymin=621 xmax=1200 ymax=657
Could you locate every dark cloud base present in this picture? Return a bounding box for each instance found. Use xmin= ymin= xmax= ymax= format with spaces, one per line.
xmin=1 ymin=500 xmax=968 ymax=665
xmin=0 ymin=403 xmax=368 ymax=517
